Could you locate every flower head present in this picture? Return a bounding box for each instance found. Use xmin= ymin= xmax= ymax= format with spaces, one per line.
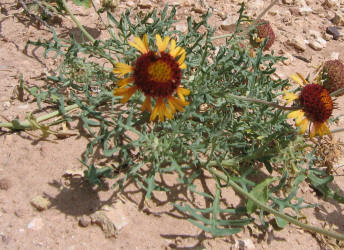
xmin=284 ymin=73 xmax=334 ymax=137
xmin=250 ymin=19 xmax=275 ymax=51
xmin=321 ymin=59 xmax=344 ymax=94
xmin=113 ymin=34 xmax=189 ymax=122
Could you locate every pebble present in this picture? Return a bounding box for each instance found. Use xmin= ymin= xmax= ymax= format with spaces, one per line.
xmin=309 ymin=40 xmax=323 ymax=51
xmin=282 ymin=52 xmax=294 ymax=65
xmin=14 ymin=209 xmax=25 ymax=218
xmin=326 ymin=26 xmax=340 ymax=40
xmin=101 ymin=203 xmax=129 ymax=231
xmin=78 ymin=215 xmax=91 ymax=227
xmin=30 ymin=195 xmax=51 ymax=211
xmin=282 ymin=0 xmax=293 ymax=4
xmin=299 ymin=6 xmax=313 ymax=16
xmin=27 ymin=217 xmax=44 ymax=231
xmin=175 ymin=23 xmax=187 ymax=33
xmin=221 ymin=16 xmax=237 ymax=31
xmin=331 ymin=52 xmax=340 ymax=60
xmin=331 ymin=12 xmax=344 ymax=26
xmin=3 ymin=101 xmax=10 ymax=109
xmin=138 ymin=0 xmax=151 ymax=8
xmin=0 ymin=178 xmax=11 ymax=190
xmin=234 ymin=238 xmax=255 ymax=250
xmin=287 ymin=35 xmax=307 ymax=52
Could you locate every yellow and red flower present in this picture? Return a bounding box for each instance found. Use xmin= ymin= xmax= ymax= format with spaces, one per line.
xmin=113 ymin=34 xmax=190 ymax=122
xmin=284 ymin=73 xmax=334 ymax=138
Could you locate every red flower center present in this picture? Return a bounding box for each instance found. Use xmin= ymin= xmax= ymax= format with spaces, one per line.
xmin=299 ymin=84 xmax=333 ymax=123
xmin=133 ymin=51 xmax=182 ymax=98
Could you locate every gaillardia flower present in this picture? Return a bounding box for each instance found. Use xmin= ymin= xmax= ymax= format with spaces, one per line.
xmin=113 ymin=34 xmax=190 ymax=122
xmin=284 ymin=73 xmax=334 ymax=137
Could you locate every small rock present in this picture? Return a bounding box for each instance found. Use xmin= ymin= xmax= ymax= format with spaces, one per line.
xmin=282 ymin=52 xmax=294 ymax=65
xmin=331 ymin=52 xmax=340 ymax=60
xmin=78 ymin=215 xmax=91 ymax=227
xmin=3 ymin=101 xmax=10 ymax=109
xmin=0 ymin=178 xmax=11 ymax=190
xmin=126 ymin=0 xmax=135 ymax=7
xmin=217 ymin=11 xmax=227 ymax=20
xmin=331 ymin=12 xmax=344 ymax=26
xmin=309 ymin=40 xmax=323 ymax=51
xmin=1 ymin=233 xmax=10 ymax=244
xmin=102 ymin=202 xmax=129 ymax=231
xmin=323 ymin=32 xmax=333 ymax=41
xmin=14 ymin=209 xmax=25 ymax=218
xmin=30 ymin=195 xmax=51 ymax=211
xmin=146 ymin=17 xmax=154 ymax=24
xmin=234 ymin=238 xmax=255 ymax=250
xmin=138 ymin=0 xmax=151 ymax=8
xmin=192 ymin=7 xmax=205 ymax=14
xmin=175 ymin=23 xmax=187 ymax=33
xmin=286 ymin=35 xmax=307 ymax=52
xmin=289 ymin=7 xmax=301 ymax=16
xmin=221 ymin=16 xmax=237 ymax=31
xmin=323 ymin=0 xmax=339 ymax=9
xmin=27 ymin=217 xmax=44 ymax=231
xmin=282 ymin=0 xmax=293 ymax=4
xmin=326 ymin=26 xmax=340 ymax=40
xmin=299 ymin=6 xmax=312 ymax=16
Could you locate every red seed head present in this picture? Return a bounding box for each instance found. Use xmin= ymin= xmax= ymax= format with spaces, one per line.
xmin=322 ymin=60 xmax=344 ymax=94
xmin=133 ymin=51 xmax=182 ymax=98
xmin=250 ymin=19 xmax=275 ymax=51
xmin=299 ymin=84 xmax=333 ymax=123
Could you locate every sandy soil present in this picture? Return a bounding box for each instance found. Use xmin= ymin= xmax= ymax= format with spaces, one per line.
xmin=1 ymin=0 xmax=344 ymax=249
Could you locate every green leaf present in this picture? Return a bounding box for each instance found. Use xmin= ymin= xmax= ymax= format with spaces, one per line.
xmin=246 ymin=177 xmax=277 ymax=214
xmin=72 ymin=0 xmax=91 ymax=8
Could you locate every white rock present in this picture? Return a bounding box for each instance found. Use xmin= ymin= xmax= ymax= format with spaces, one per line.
xmin=282 ymin=52 xmax=294 ymax=65
xmin=316 ymin=37 xmax=327 ymax=46
xmin=331 ymin=52 xmax=340 ymax=60
xmin=234 ymin=238 xmax=255 ymax=250
xmin=299 ymin=6 xmax=313 ymax=16
xmin=287 ymin=35 xmax=307 ymax=52
xmin=175 ymin=23 xmax=187 ymax=33
xmin=309 ymin=29 xmax=321 ymax=39
xmin=27 ymin=217 xmax=44 ymax=231
xmin=3 ymin=101 xmax=10 ymax=109
xmin=102 ymin=202 xmax=129 ymax=231
xmin=309 ymin=40 xmax=323 ymax=51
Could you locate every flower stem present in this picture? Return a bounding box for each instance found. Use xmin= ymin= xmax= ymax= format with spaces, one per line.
xmin=61 ymin=0 xmax=95 ymax=43
xmin=0 ymin=104 xmax=79 ymax=130
xmin=330 ymin=88 xmax=344 ymax=97
xmin=210 ymin=167 xmax=344 ymax=241
xmin=227 ymin=93 xmax=300 ymax=111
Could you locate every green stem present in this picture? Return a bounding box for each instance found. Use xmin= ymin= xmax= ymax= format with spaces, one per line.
xmin=210 ymin=167 xmax=344 ymax=241
xmin=0 ymin=104 xmax=79 ymax=130
xmin=227 ymin=93 xmax=300 ymax=111
xmin=61 ymin=0 xmax=95 ymax=43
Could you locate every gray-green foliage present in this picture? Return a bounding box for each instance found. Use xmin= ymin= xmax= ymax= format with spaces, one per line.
xmin=24 ymin=4 xmax=344 ymax=236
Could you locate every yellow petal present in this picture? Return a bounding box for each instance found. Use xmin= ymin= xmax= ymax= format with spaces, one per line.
xmin=311 ymin=123 xmax=331 ymax=138
xmin=113 ymin=86 xmax=138 ymax=103
xmin=158 ymin=101 xmax=165 ymax=122
xmin=150 ymin=98 xmax=163 ymax=121
xmin=296 ymin=72 xmax=309 ymax=85
xmin=167 ymin=97 xmax=176 ymax=114
xmin=298 ymin=118 xmax=309 ymax=135
xmin=177 ymin=51 xmax=186 ymax=66
xmin=117 ymin=77 xmax=134 ymax=88
xmin=169 ymin=39 xmax=176 ymax=56
xmin=283 ymin=91 xmax=298 ymax=105
xmin=176 ymin=87 xmax=190 ymax=103
xmin=287 ymin=110 xmax=304 ymax=120
xmin=164 ymin=105 xmax=173 ymax=120
xmin=290 ymin=74 xmax=304 ymax=87
xmin=156 ymin=34 xmax=170 ymax=52
xmin=179 ymin=63 xmax=187 ymax=69
xmin=141 ymin=96 xmax=152 ymax=112
xmin=113 ymin=63 xmax=134 ymax=77
xmin=129 ymin=36 xmax=149 ymax=54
